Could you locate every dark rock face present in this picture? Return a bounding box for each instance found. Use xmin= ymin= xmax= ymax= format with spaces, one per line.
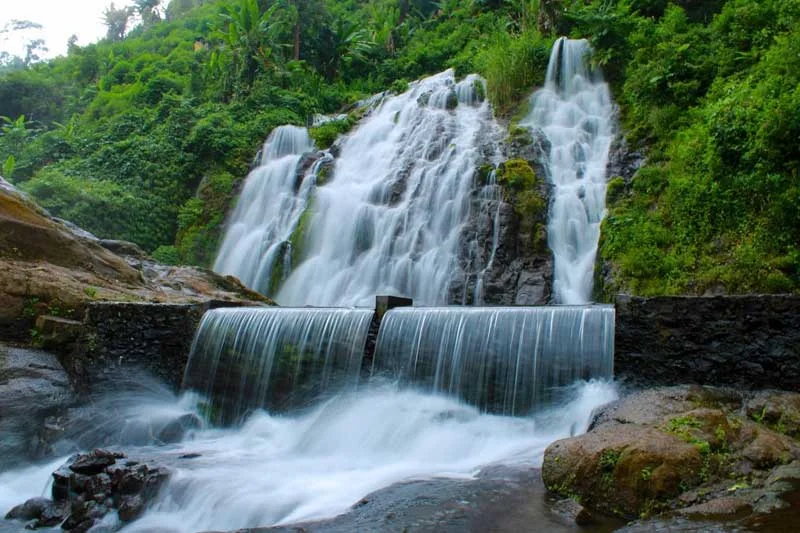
xmin=5 ymin=497 xmax=66 ymax=526
xmin=27 ymin=449 xmax=170 ymax=531
xmin=450 ymin=123 xmax=554 ymax=306
xmin=0 ymin=344 xmax=75 ymax=468
xmin=615 ymin=294 xmax=800 ymax=391
xmin=98 ymin=240 xmax=147 ymax=259
xmin=606 ymin=134 xmax=644 ymax=184
xmin=69 ymin=449 xmax=121 ymax=475
xmin=64 ymin=300 xmax=256 ymax=393
xmin=452 ymin=189 xmax=552 ymax=305
xmin=294 ymin=151 xmax=328 ymax=192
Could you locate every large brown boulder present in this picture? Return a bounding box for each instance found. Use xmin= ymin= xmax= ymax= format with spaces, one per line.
xmin=543 ymin=423 xmax=703 ymax=518
xmin=543 ymin=386 xmax=800 ymax=522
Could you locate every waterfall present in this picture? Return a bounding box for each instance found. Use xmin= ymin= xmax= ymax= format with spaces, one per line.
xmin=473 ymin=168 xmax=502 ymax=305
xmin=277 ymin=70 xmax=501 ymax=306
xmin=213 ymin=125 xmax=316 ymax=295
xmin=182 ymin=307 xmax=373 ymax=423
xmin=372 ymin=305 xmax=614 ymax=415
xmin=522 ymin=37 xmax=615 ymax=304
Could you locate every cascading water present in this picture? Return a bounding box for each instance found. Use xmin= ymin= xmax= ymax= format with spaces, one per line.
xmin=522 ymin=37 xmax=615 ymax=304
xmin=373 ymin=306 xmax=614 ymax=415
xmin=1 ymin=62 xmax=623 ymax=533
xmin=473 ymin=169 xmax=502 ymax=305
xmin=182 ymin=307 xmax=374 ymax=423
xmin=277 ymin=70 xmax=501 ymax=306
xmin=213 ymin=125 xmax=316 ymax=295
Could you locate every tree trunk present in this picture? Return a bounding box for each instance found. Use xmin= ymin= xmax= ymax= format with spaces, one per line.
xmin=293 ymin=23 xmax=300 ymax=60
xmin=399 ymin=0 xmax=409 ymax=25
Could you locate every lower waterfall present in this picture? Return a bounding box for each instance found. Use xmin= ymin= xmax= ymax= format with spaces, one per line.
xmin=373 ymin=305 xmax=614 ymax=415
xmin=182 ymin=307 xmax=374 ymax=423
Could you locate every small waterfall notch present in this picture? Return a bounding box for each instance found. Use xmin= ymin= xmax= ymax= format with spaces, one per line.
xmin=183 ymin=307 xmax=374 ymax=423
xmin=523 ymin=37 xmax=615 ymax=304
xmin=213 ymin=125 xmax=317 ymax=295
xmin=373 ymin=305 xmax=614 ymax=415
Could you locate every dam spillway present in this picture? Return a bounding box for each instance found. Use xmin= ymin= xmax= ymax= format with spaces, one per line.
xmin=182 ymin=303 xmax=614 ymax=422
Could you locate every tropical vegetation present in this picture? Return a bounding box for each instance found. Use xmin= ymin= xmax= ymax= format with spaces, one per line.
xmin=0 ymin=0 xmax=797 ymax=294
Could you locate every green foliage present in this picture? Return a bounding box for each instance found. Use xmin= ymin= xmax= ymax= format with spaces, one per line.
xmin=174 ymin=170 xmax=237 ymax=266
xmin=0 ymin=0 xmax=796 ymax=299
xmin=152 ymin=245 xmax=182 ymax=265
xmin=2 ymin=155 xmax=15 ymax=179
xmin=605 ymin=176 xmax=626 ymax=205
xmin=21 ymin=168 xmax=172 ymax=250
xmin=596 ymin=0 xmax=800 ymax=297
xmin=497 ymin=158 xmax=536 ymax=192
xmin=474 ymin=29 xmax=550 ymax=112
xmin=308 ymin=117 xmax=355 ymax=149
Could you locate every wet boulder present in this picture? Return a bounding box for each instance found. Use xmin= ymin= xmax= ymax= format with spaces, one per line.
xmin=543 ymin=386 xmax=800 ymax=523
xmin=5 ymin=497 xmax=67 ymax=527
xmin=18 ymin=449 xmax=173 ymax=531
xmin=543 ymin=423 xmax=703 ymax=518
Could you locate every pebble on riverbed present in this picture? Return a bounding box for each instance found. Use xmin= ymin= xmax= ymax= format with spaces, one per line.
xmin=4 ymin=448 xmax=169 ymax=531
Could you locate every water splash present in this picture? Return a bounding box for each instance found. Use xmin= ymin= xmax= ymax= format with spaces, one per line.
xmin=213 ymin=125 xmax=316 ymax=295
xmin=373 ymin=306 xmax=614 ymax=415
xmin=277 ymin=70 xmax=501 ymax=306
xmin=522 ymin=37 xmax=615 ymax=304
xmin=122 ymin=382 xmax=616 ymax=532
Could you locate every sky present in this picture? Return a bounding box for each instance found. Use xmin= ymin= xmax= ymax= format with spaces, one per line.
xmin=0 ymin=0 xmax=137 ymax=60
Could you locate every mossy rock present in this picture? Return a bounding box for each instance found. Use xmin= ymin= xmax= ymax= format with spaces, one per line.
xmin=476 ymin=164 xmax=495 ymax=187
xmin=543 ymin=423 xmax=704 ymax=519
xmin=507 ymin=125 xmax=534 ymax=147
xmin=316 ymin=160 xmax=334 ymax=187
xmin=268 ymin=241 xmax=291 ymax=296
xmin=445 ymin=90 xmax=459 ymax=110
xmin=606 ymin=176 xmax=627 ymax=205
xmin=472 ymin=79 xmax=486 ymax=103
xmin=497 ymin=158 xmax=537 ymax=192
xmin=309 ymin=118 xmax=355 ymax=149
xmin=288 ymin=199 xmax=315 ymax=266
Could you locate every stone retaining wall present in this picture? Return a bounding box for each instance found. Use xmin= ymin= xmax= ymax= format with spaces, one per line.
xmin=67 ymin=300 xmax=255 ymax=392
xmin=614 ymin=294 xmax=800 ymax=391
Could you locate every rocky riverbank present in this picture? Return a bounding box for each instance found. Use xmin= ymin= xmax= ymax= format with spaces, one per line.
xmin=543 ymin=385 xmax=800 ymax=528
xmin=0 ymin=176 xmax=270 ymax=345
xmin=5 ymin=449 xmax=169 ymax=532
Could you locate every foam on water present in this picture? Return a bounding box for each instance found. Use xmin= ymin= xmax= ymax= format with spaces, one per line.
xmin=113 ymin=381 xmax=615 ymax=531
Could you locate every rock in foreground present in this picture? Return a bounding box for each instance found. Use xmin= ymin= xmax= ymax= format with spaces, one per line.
xmin=543 ymin=386 xmax=800 ymax=523
xmin=5 ymin=449 xmax=169 ymax=531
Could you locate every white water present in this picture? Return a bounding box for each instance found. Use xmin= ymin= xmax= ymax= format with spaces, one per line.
xmin=374 ymin=306 xmax=615 ymax=415
xmin=473 ymin=169 xmax=501 ymax=305
xmin=277 ymin=70 xmax=501 ymax=306
xmin=522 ymin=37 xmax=615 ymax=304
xmin=1 ymin=383 xmax=616 ymax=532
xmin=213 ymin=125 xmax=316 ymax=295
xmin=183 ymin=307 xmax=374 ymax=422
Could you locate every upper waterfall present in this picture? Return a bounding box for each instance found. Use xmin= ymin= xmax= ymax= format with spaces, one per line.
xmin=277 ymin=70 xmax=501 ymax=306
xmin=213 ymin=125 xmax=316 ymax=294
xmin=522 ymin=37 xmax=615 ymax=304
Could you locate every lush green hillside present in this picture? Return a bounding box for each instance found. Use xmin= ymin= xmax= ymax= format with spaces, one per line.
xmin=0 ymin=0 xmax=797 ymax=295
